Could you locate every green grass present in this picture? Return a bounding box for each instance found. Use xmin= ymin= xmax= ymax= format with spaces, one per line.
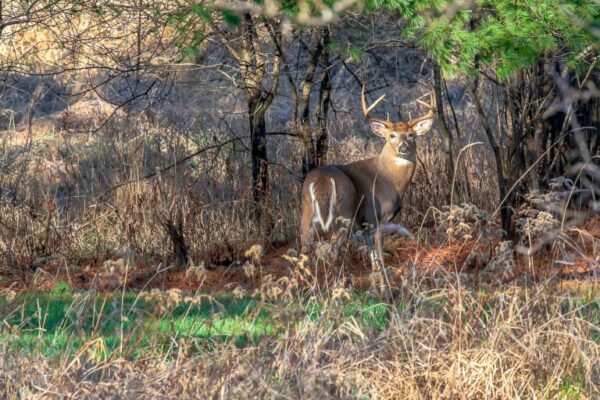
xmin=2 ymin=285 xmax=597 ymax=362
xmin=1 ymin=284 xmax=598 ymax=399
xmin=0 ymin=289 xmax=394 ymax=360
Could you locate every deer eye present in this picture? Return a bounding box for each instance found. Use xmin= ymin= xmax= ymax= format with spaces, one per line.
xmin=408 ymin=132 xmax=415 ymax=140
xmin=390 ymin=133 xmax=399 ymax=142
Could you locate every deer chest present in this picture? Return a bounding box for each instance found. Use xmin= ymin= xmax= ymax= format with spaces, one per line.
xmin=360 ymin=192 xmax=403 ymax=225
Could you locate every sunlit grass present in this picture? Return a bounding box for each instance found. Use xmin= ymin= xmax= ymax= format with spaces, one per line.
xmin=0 ymin=289 xmax=396 ymax=359
xmin=1 ymin=282 xmax=598 ymax=398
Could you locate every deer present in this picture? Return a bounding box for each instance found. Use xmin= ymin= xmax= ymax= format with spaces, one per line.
xmin=299 ymin=86 xmax=435 ymax=272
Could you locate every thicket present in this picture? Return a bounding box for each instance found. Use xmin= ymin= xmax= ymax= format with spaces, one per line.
xmin=0 ymin=0 xmax=597 ymax=267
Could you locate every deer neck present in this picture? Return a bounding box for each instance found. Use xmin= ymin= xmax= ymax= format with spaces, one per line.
xmin=376 ymin=144 xmax=416 ymax=196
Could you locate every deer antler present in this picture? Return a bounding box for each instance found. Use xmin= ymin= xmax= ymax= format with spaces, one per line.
xmin=361 ymin=85 xmax=386 ymax=120
xmin=409 ymin=92 xmax=435 ymax=126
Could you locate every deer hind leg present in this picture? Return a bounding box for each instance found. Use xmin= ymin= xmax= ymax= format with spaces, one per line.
xmin=379 ymin=222 xmax=413 ymax=238
xmin=300 ymin=201 xmax=316 ymax=255
xmin=326 ymin=177 xmax=358 ymax=266
xmin=327 ymin=216 xmax=354 ymax=265
xmin=301 ymin=178 xmax=335 ymax=257
xmin=301 ymin=168 xmax=357 ymax=264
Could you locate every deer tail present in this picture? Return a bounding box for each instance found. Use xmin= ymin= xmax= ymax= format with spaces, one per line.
xmin=308 ymin=178 xmax=336 ymax=232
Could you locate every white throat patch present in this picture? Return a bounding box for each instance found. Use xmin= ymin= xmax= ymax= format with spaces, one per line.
xmin=393 ymin=157 xmax=414 ymax=166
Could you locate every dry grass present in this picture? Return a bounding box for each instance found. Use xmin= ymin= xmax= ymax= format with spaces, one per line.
xmin=0 ymin=118 xmax=298 ymax=271
xmin=0 ymin=115 xmax=494 ymax=275
xmin=1 ymin=280 xmax=598 ymax=399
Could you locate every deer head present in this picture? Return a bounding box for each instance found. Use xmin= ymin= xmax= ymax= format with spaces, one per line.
xmin=361 ymin=86 xmax=435 ymax=164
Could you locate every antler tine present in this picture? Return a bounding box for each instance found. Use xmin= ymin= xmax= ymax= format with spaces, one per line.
xmin=409 ymin=92 xmax=435 ymax=126
xmin=415 ymin=99 xmax=433 ymax=109
xmin=415 ymin=92 xmax=435 ymax=110
xmin=361 ymin=84 xmax=386 ymax=119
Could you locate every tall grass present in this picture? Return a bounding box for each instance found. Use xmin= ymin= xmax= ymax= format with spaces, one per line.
xmin=1 ymin=279 xmax=598 ymax=399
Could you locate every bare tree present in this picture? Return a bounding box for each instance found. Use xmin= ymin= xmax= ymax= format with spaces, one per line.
xmin=210 ymin=14 xmax=282 ymax=211
xmin=272 ymin=26 xmax=333 ymax=177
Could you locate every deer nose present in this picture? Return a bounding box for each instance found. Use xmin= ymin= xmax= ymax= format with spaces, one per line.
xmin=398 ymin=143 xmax=409 ymax=154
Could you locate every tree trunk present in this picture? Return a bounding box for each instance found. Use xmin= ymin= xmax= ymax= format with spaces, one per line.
xmin=163 ymin=212 xmax=189 ymax=267
xmin=249 ymin=98 xmax=268 ymax=209
xmin=433 ymin=63 xmax=454 ymax=193
xmin=586 ymin=95 xmax=600 ymax=158
xmin=470 ymin=83 xmax=512 ymax=235
xmin=298 ymin=29 xmax=325 ymax=177
xmin=315 ymin=27 xmax=331 ymax=167
xmin=505 ymin=82 xmax=526 ymax=186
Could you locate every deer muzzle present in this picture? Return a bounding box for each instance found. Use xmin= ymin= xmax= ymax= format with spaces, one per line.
xmin=398 ymin=143 xmax=410 ymax=155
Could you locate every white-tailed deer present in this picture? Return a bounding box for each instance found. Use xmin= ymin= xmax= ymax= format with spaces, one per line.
xmin=300 ymin=86 xmax=435 ymax=270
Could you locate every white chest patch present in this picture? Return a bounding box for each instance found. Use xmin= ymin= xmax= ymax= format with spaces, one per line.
xmin=393 ymin=157 xmax=414 ymax=166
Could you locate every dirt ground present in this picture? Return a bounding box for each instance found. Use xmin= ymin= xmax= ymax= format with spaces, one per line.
xmin=2 ymin=217 xmax=597 ymax=294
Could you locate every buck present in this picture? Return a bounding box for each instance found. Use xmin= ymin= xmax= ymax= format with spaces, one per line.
xmin=300 ymin=87 xmax=435 ymax=269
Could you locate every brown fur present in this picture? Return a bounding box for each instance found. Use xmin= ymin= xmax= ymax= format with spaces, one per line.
xmin=311 ymin=175 xmax=335 ymax=212
xmin=300 ymin=109 xmax=434 ymax=257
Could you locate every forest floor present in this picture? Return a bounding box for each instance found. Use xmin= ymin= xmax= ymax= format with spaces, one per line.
xmin=2 ymin=216 xmax=597 ymax=294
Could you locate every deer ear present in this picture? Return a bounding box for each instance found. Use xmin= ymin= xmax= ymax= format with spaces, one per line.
xmin=411 ymin=118 xmax=433 ymax=136
xmin=369 ymin=120 xmax=388 ymax=137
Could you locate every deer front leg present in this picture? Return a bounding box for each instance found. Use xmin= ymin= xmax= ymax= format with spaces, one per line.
xmin=366 ymin=227 xmax=384 ymax=272
xmin=367 ymin=226 xmax=396 ymax=299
